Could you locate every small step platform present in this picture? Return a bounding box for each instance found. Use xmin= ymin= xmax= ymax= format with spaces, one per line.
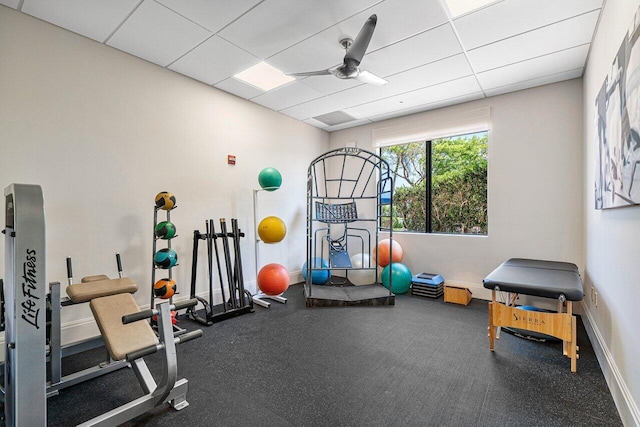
xmin=305 ymin=284 xmax=394 ymax=307
xmin=411 ymin=273 xmax=444 ymax=299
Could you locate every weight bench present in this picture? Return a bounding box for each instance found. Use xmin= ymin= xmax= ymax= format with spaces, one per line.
xmin=483 ymin=258 xmax=584 ymax=372
xmin=75 ymin=294 xmax=201 ymax=426
xmin=47 ymin=273 xmax=139 ymax=395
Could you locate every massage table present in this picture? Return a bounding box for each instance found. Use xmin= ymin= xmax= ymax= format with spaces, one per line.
xmin=483 ymin=258 xmax=584 ymax=372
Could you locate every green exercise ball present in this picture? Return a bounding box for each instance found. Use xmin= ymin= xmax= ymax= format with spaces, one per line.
xmin=258 ymin=167 xmax=282 ymax=191
xmin=380 ymin=262 xmax=412 ymax=294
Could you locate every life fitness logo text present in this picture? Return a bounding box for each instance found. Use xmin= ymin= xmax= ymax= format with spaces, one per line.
xmin=21 ymin=249 xmax=40 ymax=329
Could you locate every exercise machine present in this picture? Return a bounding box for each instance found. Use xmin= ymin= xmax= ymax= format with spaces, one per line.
xmin=78 ymin=296 xmax=201 ymax=426
xmin=188 ymin=218 xmax=253 ymax=325
xmin=3 ymin=183 xmax=47 ymax=425
xmin=46 ymin=254 xmax=138 ymax=396
xmin=2 ymin=183 xmax=201 ymax=425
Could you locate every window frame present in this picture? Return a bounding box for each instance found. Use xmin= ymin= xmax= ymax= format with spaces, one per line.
xmin=379 ymin=130 xmax=488 ymax=236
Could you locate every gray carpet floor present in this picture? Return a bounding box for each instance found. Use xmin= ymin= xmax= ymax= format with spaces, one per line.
xmin=43 ymin=283 xmax=622 ymax=426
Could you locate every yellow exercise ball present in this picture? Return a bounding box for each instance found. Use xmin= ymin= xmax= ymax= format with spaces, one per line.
xmin=258 ymin=216 xmax=286 ymax=243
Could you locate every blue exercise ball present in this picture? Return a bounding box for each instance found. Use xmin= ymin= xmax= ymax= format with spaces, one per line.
xmin=381 ymin=262 xmax=412 ymax=294
xmin=302 ymin=257 xmax=330 ymax=284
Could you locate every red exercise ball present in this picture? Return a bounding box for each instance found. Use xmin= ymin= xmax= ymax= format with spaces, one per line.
xmin=373 ymin=239 xmax=404 ymax=267
xmin=257 ymin=263 xmax=290 ymax=296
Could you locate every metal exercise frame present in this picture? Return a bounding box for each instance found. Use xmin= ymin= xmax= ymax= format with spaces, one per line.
xmin=305 ymin=147 xmax=394 ymax=299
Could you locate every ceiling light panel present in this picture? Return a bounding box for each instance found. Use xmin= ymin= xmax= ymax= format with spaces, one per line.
xmin=234 ymin=62 xmax=294 ymax=91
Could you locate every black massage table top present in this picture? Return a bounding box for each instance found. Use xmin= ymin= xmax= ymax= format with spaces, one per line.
xmin=483 ymin=258 xmax=584 ymax=301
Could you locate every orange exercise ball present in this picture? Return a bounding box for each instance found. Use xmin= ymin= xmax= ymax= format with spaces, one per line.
xmin=373 ymin=239 xmax=404 ymax=267
xmin=257 ymin=263 xmax=290 ymax=296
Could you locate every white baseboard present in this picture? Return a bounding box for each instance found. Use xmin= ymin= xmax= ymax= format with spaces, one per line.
xmin=581 ymin=301 xmax=640 ymax=427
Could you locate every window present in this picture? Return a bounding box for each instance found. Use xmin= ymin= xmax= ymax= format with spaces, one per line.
xmin=380 ymin=131 xmax=488 ymax=235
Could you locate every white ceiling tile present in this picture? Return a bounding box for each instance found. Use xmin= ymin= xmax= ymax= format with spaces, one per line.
xmin=10 ymin=0 xmax=603 ymax=131
xmin=303 ymin=118 xmax=330 ymax=129
xmin=385 ymin=53 xmax=473 ymax=92
xmin=279 ymin=95 xmax=349 ymax=121
xmin=476 ymin=44 xmax=589 ymax=90
xmin=107 ymin=0 xmax=211 ymax=67
xmin=483 ymin=68 xmax=583 ymax=97
xmin=345 ymin=75 xmax=482 ymax=117
xmin=155 ymin=0 xmax=261 ymax=33
xmin=21 ymin=0 xmax=141 ymax=42
xmin=363 ymin=23 xmax=462 ymax=78
xmin=252 ymin=81 xmax=324 ymax=111
xmin=309 ymin=53 xmax=472 ymax=111
xmin=454 ymin=0 xmax=604 ymax=50
xmin=298 ymin=76 xmax=363 ymax=96
xmin=0 ymin=0 xmax=20 ymax=8
xmin=363 ymin=0 xmax=449 ymax=51
xmin=218 ymin=0 xmax=381 ymax=59
xmin=268 ymin=0 xmax=447 ymax=77
xmin=169 ymin=35 xmax=259 ymax=85
xmin=324 ymin=118 xmax=373 ymax=132
xmin=467 ymin=10 xmax=599 ymax=72
xmin=367 ymin=92 xmax=485 ymax=122
xmin=214 ymin=77 xmax=265 ymax=99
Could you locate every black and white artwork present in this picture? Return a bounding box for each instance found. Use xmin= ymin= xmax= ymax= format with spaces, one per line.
xmin=595 ymin=5 xmax=640 ymax=209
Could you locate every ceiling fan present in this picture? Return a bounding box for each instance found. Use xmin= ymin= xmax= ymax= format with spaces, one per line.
xmin=288 ymin=14 xmax=388 ymax=86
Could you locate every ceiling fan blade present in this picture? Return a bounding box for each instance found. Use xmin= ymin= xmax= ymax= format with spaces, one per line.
xmin=287 ymin=69 xmax=333 ymax=77
xmin=344 ymin=14 xmax=377 ymax=67
xmin=356 ymin=70 xmax=388 ymax=86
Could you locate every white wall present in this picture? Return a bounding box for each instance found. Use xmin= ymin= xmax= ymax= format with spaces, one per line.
xmin=330 ymin=80 xmax=585 ymax=306
xmin=583 ymin=0 xmax=640 ymax=425
xmin=0 ymin=7 xmax=328 ymax=340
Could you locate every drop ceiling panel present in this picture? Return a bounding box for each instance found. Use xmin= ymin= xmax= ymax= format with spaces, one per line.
xmin=368 ymin=91 xmax=484 ymax=123
xmin=299 ymin=76 xmax=363 ymax=96
xmin=214 ymin=77 xmax=264 ymax=100
xmin=315 ymin=53 xmax=473 ymax=111
xmin=21 ymin=0 xmax=141 ymax=42
xmin=484 ymin=68 xmax=583 ymax=97
xmin=251 ymin=81 xmax=323 ymax=111
xmin=169 ymin=35 xmax=259 ymax=85
xmin=362 ymin=24 xmax=462 ymax=78
xmin=107 ymin=0 xmax=211 ymax=67
xmin=268 ymin=0 xmax=448 ymax=77
xmin=0 ymin=0 xmax=22 ymax=9
xmin=345 ymin=75 xmax=481 ymax=117
xmin=454 ymin=0 xmax=604 ymax=50
xmin=467 ymin=10 xmax=599 ymax=73
xmin=154 ymin=0 xmax=261 ymax=33
xmin=303 ymin=118 xmax=330 ymax=129
xmin=279 ymin=95 xmax=351 ymax=121
xmin=384 ymin=54 xmax=473 ymax=92
xmin=361 ymin=0 xmax=449 ymax=51
xmin=324 ymin=118 xmax=373 ymax=132
xmin=9 ymin=0 xmax=603 ymax=131
xmin=218 ymin=0 xmax=381 ymax=59
xmin=476 ymin=44 xmax=589 ymax=90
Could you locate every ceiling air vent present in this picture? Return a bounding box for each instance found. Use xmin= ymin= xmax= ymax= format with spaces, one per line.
xmin=313 ymin=111 xmax=356 ymax=126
